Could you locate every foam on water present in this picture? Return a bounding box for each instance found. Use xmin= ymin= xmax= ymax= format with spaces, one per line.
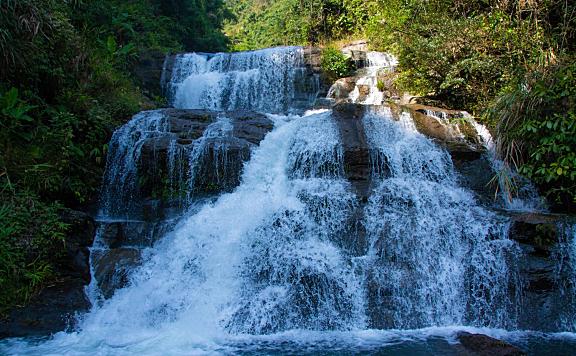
xmin=168 ymin=47 xmax=318 ymax=113
xmin=2 ymin=47 xmax=576 ymax=356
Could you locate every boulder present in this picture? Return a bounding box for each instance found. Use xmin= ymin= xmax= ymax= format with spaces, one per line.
xmin=328 ymin=77 xmax=357 ymax=100
xmin=94 ymin=248 xmax=142 ymax=299
xmin=457 ymin=332 xmax=526 ymax=356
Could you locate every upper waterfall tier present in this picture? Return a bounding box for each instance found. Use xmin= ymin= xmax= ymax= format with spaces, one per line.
xmin=165 ymin=47 xmax=319 ymax=114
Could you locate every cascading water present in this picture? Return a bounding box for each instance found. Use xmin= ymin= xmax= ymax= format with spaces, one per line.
xmin=3 ymin=46 xmax=576 ymax=355
xmin=168 ymin=47 xmax=319 ymax=113
xmin=344 ymin=52 xmax=397 ymax=105
xmin=362 ymin=108 xmax=522 ymax=329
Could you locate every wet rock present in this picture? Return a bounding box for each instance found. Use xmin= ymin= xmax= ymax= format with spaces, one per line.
xmin=457 ymin=332 xmax=526 ymax=356
xmin=133 ymin=50 xmax=169 ymax=99
xmin=59 ymin=210 xmax=96 ymax=282
xmin=328 ymin=77 xmax=357 ymax=100
xmin=100 ymin=219 xmax=176 ymax=248
xmin=508 ymin=212 xmax=564 ymax=253
xmin=229 ymin=111 xmax=274 ymax=145
xmin=94 ymin=248 xmax=142 ymax=299
xmin=332 ymin=103 xmax=371 ymax=195
xmin=453 ymin=156 xmax=497 ymax=206
xmin=137 ymin=109 xmax=274 ymax=209
xmin=0 ymin=279 xmax=91 ymax=338
xmin=402 ymin=104 xmax=485 ymax=162
xmin=505 ymin=212 xmax=576 ymax=331
xmin=302 ymin=46 xmax=322 ymax=73
xmin=332 ymin=103 xmax=371 ymax=255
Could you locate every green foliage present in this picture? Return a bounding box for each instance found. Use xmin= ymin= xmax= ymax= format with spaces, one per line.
xmin=0 ymin=0 xmax=230 ymax=312
xmin=225 ymin=0 xmax=372 ymax=50
xmin=0 ymin=187 xmax=68 ymax=314
xmin=492 ymin=62 xmax=576 ymax=209
xmin=321 ymin=47 xmax=353 ymax=81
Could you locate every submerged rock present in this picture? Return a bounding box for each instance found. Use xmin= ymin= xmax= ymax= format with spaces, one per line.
xmin=457 ymin=332 xmax=526 ymax=355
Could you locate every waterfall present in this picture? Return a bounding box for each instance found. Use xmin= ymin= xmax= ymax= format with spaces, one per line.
xmin=167 ymin=47 xmax=319 ymax=113
xmin=345 ymin=52 xmax=397 ymax=105
xmin=2 ymin=47 xmax=576 ymax=355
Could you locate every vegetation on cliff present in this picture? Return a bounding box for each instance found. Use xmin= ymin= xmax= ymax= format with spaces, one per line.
xmin=0 ymin=0 xmax=229 ymax=313
xmin=226 ymin=0 xmax=575 ymax=210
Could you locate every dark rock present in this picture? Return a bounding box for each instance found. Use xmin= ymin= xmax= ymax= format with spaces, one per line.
xmin=59 ymin=210 xmax=96 ymax=283
xmin=504 ymin=212 xmax=576 ymax=331
xmin=0 ymin=279 xmax=90 ymax=338
xmin=332 ymin=103 xmax=371 ymax=196
xmin=508 ymin=212 xmax=562 ymax=253
xmin=94 ymin=248 xmax=142 ymax=299
xmin=457 ymin=332 xmax=525 ymax=356
xmin=134 ymin=108 xmax=274 ymax=219
xmin=453 ymin=156 xmax=497 ymax=206
xmin=331 ymin=103 xmax=370 ymax=256
xmin=229 ymin=111 xmax=274 ymax=145
xmin=133 ymin=50 xmax=168 ymax=99
xmin=100 ymin=219 xmax=176 ymax=248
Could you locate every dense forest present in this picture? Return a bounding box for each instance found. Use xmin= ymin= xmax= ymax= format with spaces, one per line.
xmin=1 ymin=0 xmax=575 ymax=314
xmin=0 ymin=0 xmax=229 ymax=313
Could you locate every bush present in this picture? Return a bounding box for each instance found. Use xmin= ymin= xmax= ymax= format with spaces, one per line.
xmin=492 ymin=61 xmax=576 ymax=210
xmin=321 ymin=47 xmax=353 ymax=81
xmin=0 ymin=187 xmax=68 ymax=314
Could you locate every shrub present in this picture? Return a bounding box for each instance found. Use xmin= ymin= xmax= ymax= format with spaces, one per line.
xmin=492 ymin=61 xmax=576 ymax=210
xmin=321 ymin=47 xmax=353 ymax=81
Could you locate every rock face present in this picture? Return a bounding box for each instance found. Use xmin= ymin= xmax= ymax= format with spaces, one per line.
xmin=0 ymin=210 xmax=95 ymax=338
xmin=133 ymin=50 xmax=170 ymax=99
xmin=457 ymin=332 xmax=526 ymax=356
xmin=506 ymin=212 xmax=576 ymax=331
xmin=136 ymin=109 xmax=274 ymax=219
xmin=94 ymin=248 xmax=142 ymax=299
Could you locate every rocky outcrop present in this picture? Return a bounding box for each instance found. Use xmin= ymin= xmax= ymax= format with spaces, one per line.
xmin=91 ymin=109 xmax=275 ymax=300
xmin=332 ymin=103 xmax=371 ymax=255
xmin=457 ymin=332 xmax=526 ymax=356
xmin=137 ymin=109 xmax=274 ymax=217
xmin=0 ymin=279 xmax=91 ymax=338
xmin=94 ymin=248 xmax=142 ymax=299
xmin=404 ymin=104 xmax=485 ymax=159
xmin=505 ymin=212 xmax=576 ymax=331
xmin=332 ymin=103 xmax=371 ymax=198
xmin=0 ymin=210 xmax=95 ymax=338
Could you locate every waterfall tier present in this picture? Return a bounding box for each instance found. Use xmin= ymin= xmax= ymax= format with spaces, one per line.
xmin=2 ymin=46 xmax=575 ymax=355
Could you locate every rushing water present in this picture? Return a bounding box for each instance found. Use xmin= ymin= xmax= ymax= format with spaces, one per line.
xmin=168 ymin=47 xmax=319 ymax=113
xmin=2 ymin=46 xmax=576 ymax=355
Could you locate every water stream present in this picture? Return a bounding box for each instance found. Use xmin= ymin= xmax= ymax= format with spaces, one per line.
xmin=2 ymin=46 xmax=575 ymax=355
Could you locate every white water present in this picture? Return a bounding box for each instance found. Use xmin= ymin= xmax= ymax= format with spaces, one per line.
xmin=362 ymin=108 xmax=522 ymax=329
xmin=2 ymin=47 xmax=576 ymax=355
xmin=346 ymin=51 xmax=397 ymax=105
xmin=168 ymin=47 xmax=318 ymax=113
